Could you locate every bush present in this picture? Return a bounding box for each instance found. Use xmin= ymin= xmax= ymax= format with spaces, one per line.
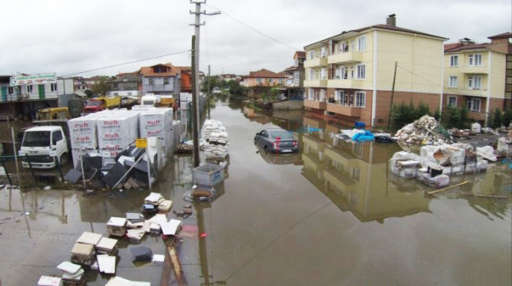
xmin=441 ymin=106 xmax=469 ymax=129
xmin=487 ymin=108 xmax=504 ymax=128
xmin=504 ymin=108 xmax=512 ymax=127
xmin=390 ymin=101 xmax=431 ymax=130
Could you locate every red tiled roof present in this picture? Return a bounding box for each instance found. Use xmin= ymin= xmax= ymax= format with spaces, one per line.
xmin=488 ymin=32 xmax=512 ymax=39
xmin=305 ymin=24 xmax=447 ymax=49
xmin=444 ymin=43 xmax=490 ymax=53
xmin=245 ymin=69 xmax=287 ymax=78
xmin=139 ymin=63 xmax=178 ymax=77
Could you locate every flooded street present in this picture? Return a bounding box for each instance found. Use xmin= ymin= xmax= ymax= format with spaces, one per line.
xmin=193 ymin=99 xmax=511 ymax=285
xmin=0 ymin=98 xmax=511 ymax=285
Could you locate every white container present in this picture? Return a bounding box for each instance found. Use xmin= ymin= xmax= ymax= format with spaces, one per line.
xmin=192 ymin=163 xmax=225 ymax=186
xmin=471 ymin=122 xmax=481 ymax=134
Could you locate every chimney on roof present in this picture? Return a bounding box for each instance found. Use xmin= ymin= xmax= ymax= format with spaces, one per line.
xmin=459 ymin=37 xmax=475 ymax=45
xmin=386 ymin=14 xmax=396 ymax=26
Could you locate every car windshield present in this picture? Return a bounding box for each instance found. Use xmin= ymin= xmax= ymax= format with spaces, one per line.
xmin=22 ymin=131 xmax=50 ymax=147
xmin=87 ymin=100 xmax=102 ymax=106
xmin=269 ymin=130 xmax=293 ymax=140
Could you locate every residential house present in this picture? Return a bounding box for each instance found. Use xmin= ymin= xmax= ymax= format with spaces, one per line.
xmin=107 ymin=72 xmax=140 ymax=97
xmin=175 ymin=66 xmax=192 ymax=93
xmin=444 ymin=37 xmax=508 ymax=123
xmin=218 ymin=74 xmax=240 ymax=82
xmin=303 ymin=14 xmax=447 ymax=127
xmin=139 ymin=63 xmax=181 ymax=96
xmin=488 ymin=32 xmax=512 ymax=108
xmin=241 ymin=69 xmax=287 ymax=87
xmin=283 ymin=51 xmax=306 ymax=99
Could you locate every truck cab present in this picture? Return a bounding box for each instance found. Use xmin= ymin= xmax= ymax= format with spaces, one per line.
xmin=19 ymin=126 xmax=68 ymax=169
xmin=84 ymin=98 xmax=105 ymax=113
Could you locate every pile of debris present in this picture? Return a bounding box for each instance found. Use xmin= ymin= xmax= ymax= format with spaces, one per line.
xmin=390 ymin=142 xmax=497 ymax=188
xmin=37 ymin=192 xmax=182 ymax=286
xmin=395 ymin=115 xmax=452 ymax=147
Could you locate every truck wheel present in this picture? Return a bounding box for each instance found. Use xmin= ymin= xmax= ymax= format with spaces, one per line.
xmin=59 ymin=153 xmax=68 ymax=165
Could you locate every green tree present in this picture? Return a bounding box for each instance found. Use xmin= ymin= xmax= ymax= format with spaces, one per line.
xmin=90 ymin=76 xmax=111 ymax=96
xmin=503 ymin=108 xmax=512 ymax=127
xmin=491 ymin=108 xmax=503 ymax=128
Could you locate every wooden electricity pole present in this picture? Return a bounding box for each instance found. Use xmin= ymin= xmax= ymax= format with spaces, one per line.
xmin=387 ymin=61 xmax=398 ymax=130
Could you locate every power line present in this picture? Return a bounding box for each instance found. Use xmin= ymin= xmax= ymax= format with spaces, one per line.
xmin=60 ymin=49 xmax=190 ymax=77
xmin=205 ymin=3 xmax=302 ymax=52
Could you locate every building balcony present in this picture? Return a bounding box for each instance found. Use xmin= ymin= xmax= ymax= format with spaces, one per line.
xmin=462 ymin=65 xmax=488 ymax=74
xmin=304 ymin=79 xmax=328 ymax=87
xmin=327 ymin=103 xmax=362 ymax=117
xmin=304 ymin=57 xmax=328 ymax=68
xmin=444 ymin=87 xmax=487 ymax=97
xmin=304 ymin=99 xmax=327 ymax=110
xmin=327 ymin=79 xmax=366 ymax=89
xmin=328 ymin=51 xmax=363 ymax=64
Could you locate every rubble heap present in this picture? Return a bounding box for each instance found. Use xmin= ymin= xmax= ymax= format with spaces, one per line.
xmin=395 ymin=115 xmax=452 ymax=147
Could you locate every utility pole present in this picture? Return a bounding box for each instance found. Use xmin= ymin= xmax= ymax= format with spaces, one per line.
xmin=191 ymin=36 xmax=200 ymax=167
xmin=189 ymin=0 xmax=220 ymax=167
xmin=387 ymin=61 xmax=398 ymax=130
xmin=207 ymin=64 xmax=211 ymax=119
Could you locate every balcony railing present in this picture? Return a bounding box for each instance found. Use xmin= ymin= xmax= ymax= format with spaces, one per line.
xmin=327 ymin=103 xmax=362 ymax=117
xmin=463 ymin=65 xmax=488 ymax=74
xmin=328 ymin=51 xmax=363 ymax=64
xmin=327 ymin=79 xmax=366 ymax=89
xmin=304 ymin=79 xmax=328 ymax=88
xmin=304 ymin=57 xmax=328 ymax=68
xmin=304 ymin=99 xmax=327 ymax=110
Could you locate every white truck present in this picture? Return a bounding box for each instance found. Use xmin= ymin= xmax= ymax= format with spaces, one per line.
xmin=18 ymin=126 xmax=68 ymax=169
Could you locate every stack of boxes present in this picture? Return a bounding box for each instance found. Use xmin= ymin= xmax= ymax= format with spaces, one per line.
xmin=68 ymin=108 xmax=176 ymax=169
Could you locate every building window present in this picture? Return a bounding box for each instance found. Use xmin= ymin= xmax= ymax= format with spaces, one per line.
xmin=335 ymin=90 xmax=345 ymax=104
xmin=469 ymin=54 xmax=482 ymax=66
xmin=320 ymin=68 xmax=327 ymax=80
xmin=164 ymin=78 xmax=169 ymax=85
xmin=50 ymin=83 xmax=58 ymax=92
xmin=27 ymin=85 xmax=33 ymax=93
xmin=448 ymin=96 xmax=457 ymax=107
xmin=450 ymin=55 xmax=458 ymax=67
xmin=257 ymin=78 xmax=263 ymax=84
xmin=148 ymin=78 xmax=153 ymax=85
xmin=355 ymin=91 xmax=366 ymax=107
xmin=466 ymin=98 xmax=481 ymax=112
xmin=8 ymin=87 xmax=13 ymax=94
xmin=341 ymin=67 xmax=348 ymax=79
xmin=308 ymin=88 xmax=314 ymax=100
xmin=358 ymin=36 xmax=366 ymax=51
xmin=449 ymin=76 xmax=458 ymax=88
xmin=356 ymin=64 xmax=366 ymax=79
xmin=321 ymin=46 xmax=327 ymax=57
xmin=468 ymin=75 xmax=481 ymax=89
xmin=319 ymin=89 xmax=326 ymax=102
xmin=309 ymin=50 xmax=315 ymax=59
xmin=309 ymin=69 xmax=314 ymax=80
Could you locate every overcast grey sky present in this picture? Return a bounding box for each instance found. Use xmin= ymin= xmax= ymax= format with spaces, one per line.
xmin=0 ymin=0 xmax=510 ymax=77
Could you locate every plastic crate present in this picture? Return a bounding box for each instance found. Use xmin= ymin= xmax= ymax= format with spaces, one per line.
xmin=192 ymin=163 xmax=224 ymax=186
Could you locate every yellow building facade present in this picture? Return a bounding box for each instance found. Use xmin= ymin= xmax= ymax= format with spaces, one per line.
xmin=303 ymin=15 xmax=446 ymax=127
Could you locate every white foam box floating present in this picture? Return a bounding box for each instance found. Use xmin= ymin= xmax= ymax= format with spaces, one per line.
xmin=106 ymin=276 xmax=151 ymax=286
xmin=76 ymin=231 xmax=102 ymax=246
xmin=96 ymin=237 xmax=118 ymax=254
xmin=97 ymin=110 xmax=139 ymax=158
xmin=38 ymin=275 xmax=63 ymax=286
xmin=97 ymin=254 xmax=116 ymax=274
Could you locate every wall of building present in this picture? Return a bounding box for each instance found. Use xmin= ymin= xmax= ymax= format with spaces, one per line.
xmin=377 ymin=31 xmax=443 ymax=94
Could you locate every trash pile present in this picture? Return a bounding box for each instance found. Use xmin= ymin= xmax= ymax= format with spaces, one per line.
xmin=37 ymin=192 xmax=182 ymax=286
xmin=65 ymin=107 xmax=185 ymax=190
xmin=395 ymin=115 xmax=452 ymax=147
xmin=390 ymin=143 xmax=497 ymax=188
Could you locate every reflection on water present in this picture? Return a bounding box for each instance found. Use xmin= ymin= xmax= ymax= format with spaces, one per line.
xmin=245 ymin=106 xmax=511 ymax=222
xmin=301 ymin=121 xmax=431 ymax=223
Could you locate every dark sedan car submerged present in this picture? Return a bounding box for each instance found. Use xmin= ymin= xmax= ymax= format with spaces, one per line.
xmin=254 ymin=128 xmax=298 ymax=153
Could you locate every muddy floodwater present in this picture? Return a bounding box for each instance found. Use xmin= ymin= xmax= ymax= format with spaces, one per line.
xmin=0 ymin=98 xmax=511 ymax=285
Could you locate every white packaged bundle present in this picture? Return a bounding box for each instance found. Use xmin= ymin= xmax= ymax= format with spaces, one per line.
xmin=97 ymin=111 xmax=139 ymax=158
